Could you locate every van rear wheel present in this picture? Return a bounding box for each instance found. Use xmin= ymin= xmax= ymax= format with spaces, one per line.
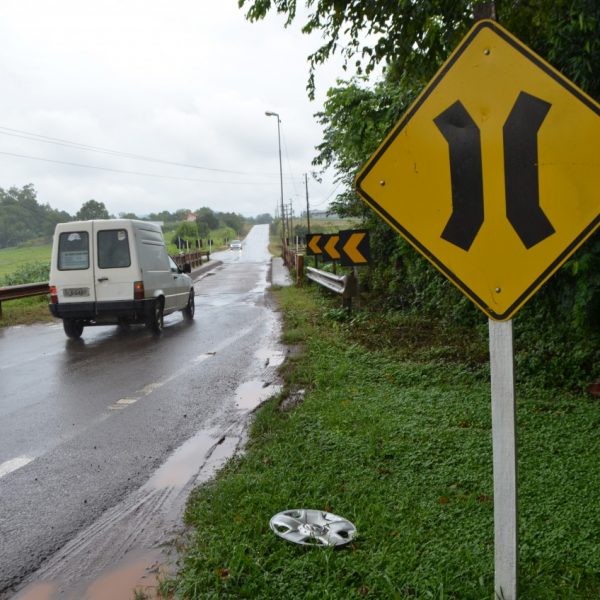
xmin=63 ymin=319 xmax=84 ymax=339
xmin=183 ymin=290 xmax=195 ymax=320
xmin=146 ymin=299 xmax=164 ymax=333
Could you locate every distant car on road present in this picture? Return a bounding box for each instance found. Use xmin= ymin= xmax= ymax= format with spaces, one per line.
xmin=229 ymin=240 xmax=242 ymax=250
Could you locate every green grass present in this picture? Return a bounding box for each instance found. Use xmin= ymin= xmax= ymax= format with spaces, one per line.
xmin=165 ymin=227 xmax=238 ymax=255
xmin=0 ymin=244 xmax=51 ymax=278
xmin=0 ymin=244 xmax=53 ymax=326
xmin=308 ymin=218 xmax=361 ymax=233
xmin=169 ymin=285 xmax=600 ymax=599
xmin=0 ymin=296 xmax=54 ymax=326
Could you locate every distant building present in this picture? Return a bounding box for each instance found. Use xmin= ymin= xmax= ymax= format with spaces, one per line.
xmin=301 ymin=209 xmax=339 ymax=220
xmin=186 ymin=212 xmax=197 ymax=222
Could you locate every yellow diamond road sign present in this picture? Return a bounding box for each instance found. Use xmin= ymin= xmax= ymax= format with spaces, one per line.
xmin=355 ymin=20 xmax=600 ymax=321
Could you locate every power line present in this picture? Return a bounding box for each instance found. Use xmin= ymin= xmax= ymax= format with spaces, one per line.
xmin=310 ymin=181 xmax=342 ymax=208
xmin=0 ymin=150 xmax=297 ymax=185
xmin=0 ymin=125 xmax=303 ymax=180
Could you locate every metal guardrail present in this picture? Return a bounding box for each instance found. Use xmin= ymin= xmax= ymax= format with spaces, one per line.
xmin=306 ymin=267 xmax=346 ymax=293
xmin=306 ymin=266 xmax=358 ymax=310
xmin=0 ymin=281 xmax=49 ymax=301
xmin=172 ymin=250 xmax=210 ymax=269
xmin=0 ymin=281 xmax=50 ymax=317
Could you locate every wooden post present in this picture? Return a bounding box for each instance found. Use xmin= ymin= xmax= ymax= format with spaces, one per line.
xmin=296 ymin=254 xmax=304 ymax=284
xmin=489 ymin=318 xmax=518 ymax=600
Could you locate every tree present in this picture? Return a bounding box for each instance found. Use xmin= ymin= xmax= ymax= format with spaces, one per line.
xmin=196 ymin=207 xmax=220 ymax=231
xmin=239 ymin=1 xmax=600 ymax=100
xmin=148 ymin=210 xmax=176 ymax=223
xmin=76 ymin=199 xmax=110 ymax=220
xmin=254 ymin=213 xmax=273 ymax=224
xmin=0 ymin=184 xmax=72 ymax=248
xmin=220 ymin=211 xmax=244 ymax=233
xmin=172 ymin=221 xmax=200 ymax=247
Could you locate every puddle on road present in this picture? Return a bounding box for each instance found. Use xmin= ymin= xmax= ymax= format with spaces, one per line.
xmin=145 ymin=426 xmax=236 ymax=490
xmin=14 ymin=582 xmax=57 ymax=600
xmin=79 ymin=549 xmax=164 ymax=600
xmin=16 ymin=550 xmax=165 ymax=600
xmin=234 ymin=379 xmax=281 ymax=410
xmin=255 ymin=347 xmax=286 ymax=368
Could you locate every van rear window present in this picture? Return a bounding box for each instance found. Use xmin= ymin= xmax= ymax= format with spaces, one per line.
xmin=98 ymin=229 xmax=131 ymax=269
xmin=58 ymin=231 xmax=90 ymax=270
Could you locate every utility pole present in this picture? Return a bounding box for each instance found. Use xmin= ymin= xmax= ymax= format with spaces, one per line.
xmin=305 ymin=173 xmax=311 ymax=234
xmin=265 ymin=111 xmax=285 ymax=245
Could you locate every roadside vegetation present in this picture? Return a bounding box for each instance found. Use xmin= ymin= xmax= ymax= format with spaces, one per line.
xmin=166 ymin=283 xmax=600 ymax=599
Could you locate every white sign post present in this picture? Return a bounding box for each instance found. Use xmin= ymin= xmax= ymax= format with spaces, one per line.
xmin=489 ymin=319 xmax=518 ymax=599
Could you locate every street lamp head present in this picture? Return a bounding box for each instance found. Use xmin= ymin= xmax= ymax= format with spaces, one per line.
xmin=265 ymin=111 xmax=279 ymax=118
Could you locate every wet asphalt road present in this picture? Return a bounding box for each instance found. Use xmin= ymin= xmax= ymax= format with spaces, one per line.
xmin=0 ymin=224 xmax=281 ymax=595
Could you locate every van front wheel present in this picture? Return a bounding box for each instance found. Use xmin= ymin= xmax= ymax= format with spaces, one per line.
xmin=63 ymin=319 xmax=84 ymax=339
xmin=146 ymin=299 xmax=164 ymax=333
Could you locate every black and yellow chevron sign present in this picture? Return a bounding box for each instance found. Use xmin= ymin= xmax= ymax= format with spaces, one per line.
xmin=339 ymin=230 xmax=370 ymax=266
xmin=306 ymin=233 xmax=323 ymax=256
xmin=320 ymin=234 xmax=340 ymax=263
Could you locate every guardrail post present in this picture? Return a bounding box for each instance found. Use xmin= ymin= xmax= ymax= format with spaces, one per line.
xmin=342 ymin=271 xmax=358 ymax=314
xmin=353 ymin=267 xmax=360 ymax=309
xmin=296 ymin=254 xmax=304 ymax=284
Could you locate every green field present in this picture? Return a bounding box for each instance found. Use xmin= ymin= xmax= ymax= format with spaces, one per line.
xmin=301 ymin=217 xmax=361 ymax=234
xmin=0 ymin=244 xmax=51 ymax=278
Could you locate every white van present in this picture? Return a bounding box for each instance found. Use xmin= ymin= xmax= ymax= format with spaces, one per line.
xmin=49 ymin=219 xmax=195 ymax=339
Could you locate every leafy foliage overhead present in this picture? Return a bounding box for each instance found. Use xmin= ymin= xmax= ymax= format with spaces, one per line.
xmin=239 ymin=1 xmax=600 ymax=99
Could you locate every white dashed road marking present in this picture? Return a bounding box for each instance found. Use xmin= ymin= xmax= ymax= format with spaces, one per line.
xmin=106 ymin=325 xmax=255 ymax=411
xmin=0 ymin=455 xmax=33 ymax=479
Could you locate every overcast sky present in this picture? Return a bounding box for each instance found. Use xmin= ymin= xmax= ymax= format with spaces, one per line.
xmin=0 ymin=1 xmax=347 ymax=218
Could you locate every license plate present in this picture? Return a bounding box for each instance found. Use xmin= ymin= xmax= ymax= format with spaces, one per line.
xmin=63 ymin=287 xmax=90 ymax=297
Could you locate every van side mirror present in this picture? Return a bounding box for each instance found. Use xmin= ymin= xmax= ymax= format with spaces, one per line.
xmin=182 ymin=263 xmax=192 ymax=274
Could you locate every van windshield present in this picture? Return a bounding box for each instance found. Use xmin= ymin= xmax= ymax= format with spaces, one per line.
xmin=58 ymin=231 xmax=90 ymax=270
xmin=98 ymin=229 xmax=131 ymax=269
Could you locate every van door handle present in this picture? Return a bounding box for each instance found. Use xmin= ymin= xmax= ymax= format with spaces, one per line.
xmin=97 ymin=277 xmax=109 ymax=282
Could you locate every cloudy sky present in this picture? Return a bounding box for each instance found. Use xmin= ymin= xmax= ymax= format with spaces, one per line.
xmin=0 ymin=1 xmax=348 ymax=218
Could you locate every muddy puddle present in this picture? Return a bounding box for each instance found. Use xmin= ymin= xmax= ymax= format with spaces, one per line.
xmin=234 ymin=379 xmax=281 ymax=410
xmin=15 ymin=549 xmax=164 ymax=600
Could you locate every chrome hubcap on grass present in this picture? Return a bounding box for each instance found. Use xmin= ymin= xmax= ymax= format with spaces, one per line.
xmin=269 ymin=509 xmax=356 ymax=546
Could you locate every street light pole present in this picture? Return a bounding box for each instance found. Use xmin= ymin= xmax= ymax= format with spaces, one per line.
xmin=265 ymin=111 xmax=285 ymax=244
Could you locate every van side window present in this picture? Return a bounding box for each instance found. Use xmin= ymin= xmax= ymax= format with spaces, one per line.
xmin=98 ymin=229 xmax=131 ymax=269
xmin=58 ymin=231 xmax=90 ymax=270
xmin=139 ymin=242 xmax=170 ymax=271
